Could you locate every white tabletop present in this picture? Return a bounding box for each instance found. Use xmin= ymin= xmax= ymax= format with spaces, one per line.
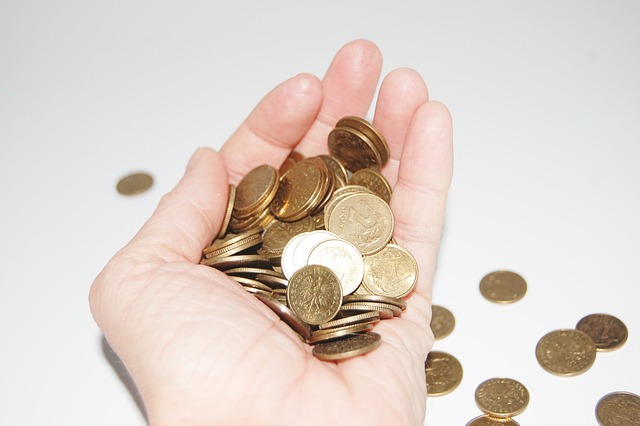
xmin=1 ymin=2 xmax=639 ymax=425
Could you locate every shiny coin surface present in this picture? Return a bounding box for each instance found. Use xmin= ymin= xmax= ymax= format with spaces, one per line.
xmin=318 ymin=310 xmax=380 ymax=330
xmin=326 ymin=192 xmax=393 ymax=255
xmin=425 ymin=350 xmax=463 ymax=397
xmin=349 ymin=168 xmax=392 ymax=204
xmin=233 ymin=164 xmax=279 ymax=219
xmin=576 ymin=313 xmax=629 ymax=352
xmin=595 ymin=391 xmax=640 ymax=426
xmin=475 ymin=377 xmax=529 ymax=418
xmin=479 ymin=270 xmax=527 ymax=304
xmin=362 ymin=244 xmax=418 ymax=298
xmin=430 ymin=305 xmax=456 ymax=340
xmin=466 ymin=415 xmax=520 ymax=426
xmin=286 ymin=265 xmax=343 ymax=325
xmin=307 ymin=322 xmax=373 ymax=344
xmin=535 ymin=328 xmax=597 ymax=376
xmin=307 ymin=238 xmax=364 ymax=296
xmin=116 ymin=172 xmax=153 ymax=195
xmin=280 ymin=232 xmax=309 ymax=279
xmin=291 ymin=230 xmax=339 ymax=273
xmin=328 ymin=126 xmax=382 ymax=172
xmin=258 ymin=216 xmax=315 ymax=257
xmin=336 ymin=115 xmax=390 ymax=166
xmin=270 ymin=158 xmax=330 ymax=222
xmin=312 ymin=332 xmax=381 ymax=361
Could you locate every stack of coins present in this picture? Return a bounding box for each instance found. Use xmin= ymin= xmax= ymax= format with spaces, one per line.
xmin=535 ymin=313 xmax=628 ymax=376
xmin=466 ymin=377 xmax=530 ymax=425
xmin=200 ymin=116 xmax=419 ymax=361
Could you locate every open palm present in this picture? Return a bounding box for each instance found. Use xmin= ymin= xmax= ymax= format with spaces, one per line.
xmin=90 ymin=39 xmax=453 ymax=426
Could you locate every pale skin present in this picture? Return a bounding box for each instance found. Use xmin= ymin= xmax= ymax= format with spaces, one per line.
xmin=89 ymin=39 xmax=453 ymax=425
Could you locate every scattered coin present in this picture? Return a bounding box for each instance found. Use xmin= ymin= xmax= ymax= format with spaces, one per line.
xmin=479 ymin=270 xmax=527 ymax=304
xmin=466 ymin=415 xmax=520 ymax=426
xmin=430 ymin=305 xmax=455 ymax=340
xmin=576 ymin=313 xmax=629 ymax=352
xmin=595 ymin=391 xmax=640 ymax=426
xmin=312 ymin=332 xmax=381 ymax=361
xmin=116 ymin=172 xmax=153 ymax=195
xmin=425 ymin=350 xmax=463 ymax=397
xmin=474 ymin=377 xmax=529 ymax=418
xmin=535 ymin=328 xmax=597 ymax=376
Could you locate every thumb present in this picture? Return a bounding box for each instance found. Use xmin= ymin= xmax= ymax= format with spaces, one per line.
xmin=129 ymin=147 xmax=229 ymax=264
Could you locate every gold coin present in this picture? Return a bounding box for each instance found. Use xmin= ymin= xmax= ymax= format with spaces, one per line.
xmin=595 ymin=391 xmax=640 ymax=426
xmin=312 ymin=332 xmax=381 ymax=361
xmin=535 ymin=328 xmax=597 ymax=376
xmin=307 ymin=238 xmax=364 ymax=296
xmin=576 ymin=313 xmax=629 ymax=352
xmin=430 ymin=305 xmax=455 ymax=340
xmin=116 ymin=172 xmax=153 ymax=195
xmin=254 ymin=293 xmax=312 ymax=340
xmin=202 ymin=231 xmax=262 ymax=260
xmin=336 ymin=116 xmax=390 ymax=167
xmin=425 ymin=350 xmax=463 ymax=397
xmin=319 ymin=154 xmax=349 ymax=187
xmin=318 ymin=310 xmax=380 ymax=330
xmin=466 ymin=415 xmax=520 ymax=426
xmin=327 ymin=126 xmax=382 ymax=172
xmin=270 ymin=158 xmax=330 ymax=222
xmin=349 ymin=168 xmax=392 ymax=204
xmin=217 ymin=184 xmax=236 ymax=239
xmin=286 ymin=265 xmax=343 ymax=325
xmin=326 ymin=192 xmax=394 ymax=255
xmin=233 ymin=164 xmax=279 ymax=219
xmin=342 ymin=294 xmax=407 ymax=310
xmin=474 ymin=377 xmax=529 ymax=418
xmin=200 ymin=254 xmax=271 ymax=270
xmin=307 ymin=323 xmax=373 ymax=344
xmin=479 ymin=270 xmax=527 ymax=304
xmin=341 ymin=302 xmax=395 ymax=320
xmin=341 ymin=301 xmax=402 ymax=318
xmin=258 ymin=216 xmax=316 ymax=256
xmin=362 ymin=244 xmax=418 ymax=298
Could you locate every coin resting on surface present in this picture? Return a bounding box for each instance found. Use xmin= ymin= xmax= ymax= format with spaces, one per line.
xmin=576 ymin=313 xmax=629 ymax=352
xmin=425 ymin=350 xmax=463 ymax=397
xmin=465 ymin=415 xmax=520 ymax=426
xmin=116 ymin=172 xmax=153 ymax=195
xmin=430 ymin=305 xmax=455 ymax=340
xmin=595 ymin=391 xmax=640 ymax=426
xmin=479 ymin=270 xmax=527 ymax=304
xmin=474 ymin=377 xmax=530 ymax=418
xmin=535 ymin=328 xmax=597 ymax=376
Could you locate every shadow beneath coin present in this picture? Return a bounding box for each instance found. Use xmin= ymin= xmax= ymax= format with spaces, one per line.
xmin=100 ymin=335 xmax=148 ymax=422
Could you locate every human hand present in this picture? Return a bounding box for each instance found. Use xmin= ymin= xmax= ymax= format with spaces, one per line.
xmin=89 ymin=39 xmax=453 ymax=426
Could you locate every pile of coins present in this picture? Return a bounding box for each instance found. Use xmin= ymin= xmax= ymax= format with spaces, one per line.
xmin=200 ymin=116 xmax=418 ymax=361
xmin=536 ymin=312 xmax=628 ymax=376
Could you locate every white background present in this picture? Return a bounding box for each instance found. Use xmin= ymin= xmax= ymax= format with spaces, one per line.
xmin=1 ymin=1 xmax=639 ymax=425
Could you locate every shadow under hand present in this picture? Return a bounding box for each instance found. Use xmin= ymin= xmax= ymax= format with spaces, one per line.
xmin=100 ymin=335 xmax=148 ymax=422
